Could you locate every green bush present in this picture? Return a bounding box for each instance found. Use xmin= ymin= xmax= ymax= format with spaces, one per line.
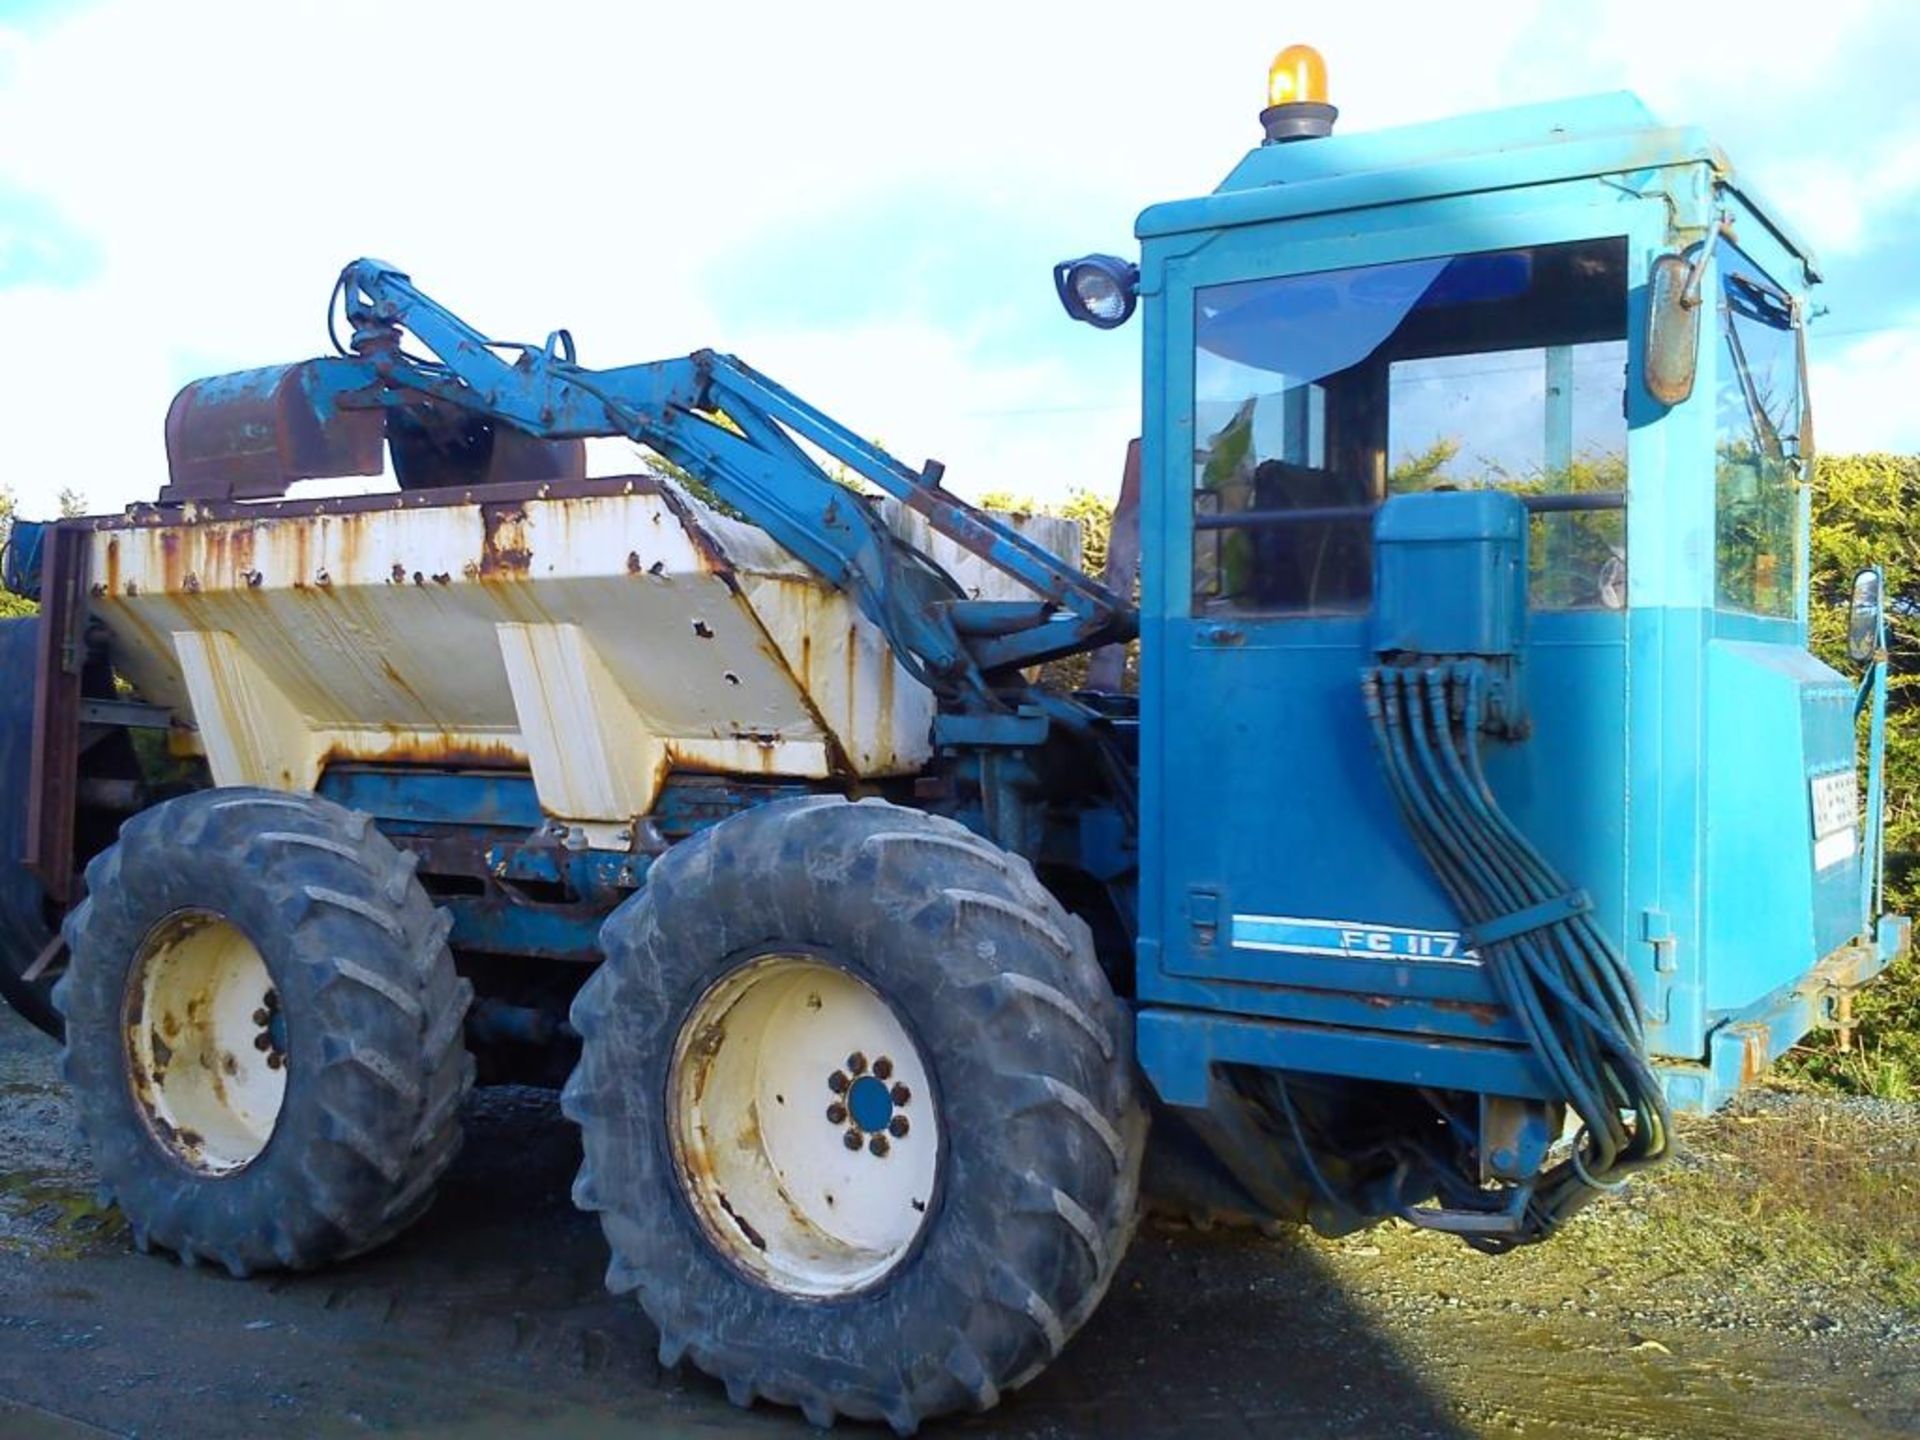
xmin=1787 ymin=453 xmax=1920 ymax=1095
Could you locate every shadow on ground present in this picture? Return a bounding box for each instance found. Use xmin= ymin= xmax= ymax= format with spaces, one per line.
xmin=0 ymin=998 xmax=1469 ymax=1439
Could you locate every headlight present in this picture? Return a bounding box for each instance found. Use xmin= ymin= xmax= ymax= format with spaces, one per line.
xmin=1053 ymin=254 xmax=1140 ymax=330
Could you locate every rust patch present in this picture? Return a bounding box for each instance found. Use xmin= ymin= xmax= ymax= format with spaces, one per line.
xmin=1738 ymin=1026 xmax=1772 ymax=1087
xmin=479 ymin=502 xmax=533 ymax=577
xmin=716 ymin=1191 xmax=768 ymax=1252
xmin=159 ymin=530 xmax=184 ymax=592
xmin=319 ymin=732 xmax=526 ymax=770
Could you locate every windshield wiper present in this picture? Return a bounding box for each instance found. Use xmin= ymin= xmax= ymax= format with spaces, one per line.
xmin=1722 ymin=273 xmax=1798 ymax=466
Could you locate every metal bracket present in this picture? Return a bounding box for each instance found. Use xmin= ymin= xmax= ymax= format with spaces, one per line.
xmin=1465 ymin=889 xmax=1591 ymax=950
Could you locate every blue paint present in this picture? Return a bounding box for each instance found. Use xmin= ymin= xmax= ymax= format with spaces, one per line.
xmin=440 ymin=896 xmax=603 ymax=965
xmin=3 ymin=519 xmax=45 ymax=597
xmin=319 ymin=766 xmax=545 ymax=830
xmin=1137 ymin=1007 xmax=1555 ymax=1106
xmin=1130 ymin=89 xmax=1898 ymax=1128
xmin=847 ymin=1075 xmax=893 ymax=1134
xmin=309 ymin=262 xmax=1136 ymax=703
xmin=1372 ymin=492 xmax=1530 ymax=662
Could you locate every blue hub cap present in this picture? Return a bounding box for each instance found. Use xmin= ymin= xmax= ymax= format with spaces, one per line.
xmin=825 ymin=1052 xmax=913 ymax=1154
xmin=847 ymin=1074 xmax=893 ymax=1133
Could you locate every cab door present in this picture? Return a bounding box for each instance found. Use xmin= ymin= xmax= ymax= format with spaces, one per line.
xmin=1137 ymin=208 xmax=1647 ymax=1054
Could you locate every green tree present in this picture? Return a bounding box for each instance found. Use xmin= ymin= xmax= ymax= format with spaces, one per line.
xmin=979 ymin=487 xmax=1132 ymax=691
xmin=1790 ymin=453 xmax=1920 ymax=1093
xmin=978 ymin=488 xmax=1114 ymax=580
xmin=1387 ymin=437 xmax=1462 ymax=491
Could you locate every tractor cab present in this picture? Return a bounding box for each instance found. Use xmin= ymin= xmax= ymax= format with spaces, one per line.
xmin=1086 ymin=57 xmax=1904 ymax=1126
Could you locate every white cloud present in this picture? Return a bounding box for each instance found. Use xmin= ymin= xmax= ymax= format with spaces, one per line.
xmin=1812 ymin=320 xmax=1920 ymax=455
xmin=0 ymin=0 xmax=1914 ymax=524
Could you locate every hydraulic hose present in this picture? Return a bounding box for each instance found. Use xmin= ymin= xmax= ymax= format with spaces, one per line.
xmin=1362 ymin=661 xmax=1670 ymax=1247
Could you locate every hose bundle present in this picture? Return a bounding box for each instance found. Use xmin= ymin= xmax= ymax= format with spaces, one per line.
xmin=1362 ymin=661 xmax=1670 ymax=1245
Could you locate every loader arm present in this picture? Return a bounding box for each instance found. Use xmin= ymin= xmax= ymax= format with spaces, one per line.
xmin=167 ymin=259 xmax=1137 ymax=709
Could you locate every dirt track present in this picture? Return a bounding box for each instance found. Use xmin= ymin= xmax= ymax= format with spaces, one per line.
xmin=3 ymin=1001 xmax=1916 ymax=1439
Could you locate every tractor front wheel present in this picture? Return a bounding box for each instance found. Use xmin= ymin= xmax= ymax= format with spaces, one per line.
xmin=565 ymin=796 xmax=1145 ymax=1433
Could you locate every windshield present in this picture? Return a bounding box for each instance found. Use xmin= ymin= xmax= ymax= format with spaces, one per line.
xmin=1192 ymin=237 xmax=1629 ymax=615
xmin=1714 ymin=245 xmax=1805 ymax=617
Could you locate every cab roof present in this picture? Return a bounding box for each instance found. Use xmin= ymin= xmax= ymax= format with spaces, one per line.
xmin=1136 ymin=92 xmax=1819 ymax=282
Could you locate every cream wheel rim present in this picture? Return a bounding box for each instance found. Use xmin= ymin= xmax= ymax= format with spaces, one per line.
xmin=125 ymin=909 xmax=288 ymax=1176
xmin=669 ymin=954 xmax=939 ymax=1297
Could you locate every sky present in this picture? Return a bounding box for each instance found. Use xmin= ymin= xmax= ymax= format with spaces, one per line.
xmin=1 ymin=0 xmax=1917 ymax=519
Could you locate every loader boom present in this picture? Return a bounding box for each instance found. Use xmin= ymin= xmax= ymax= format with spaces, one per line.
xmin=164 ymin=259 xmax=1136 ymax=709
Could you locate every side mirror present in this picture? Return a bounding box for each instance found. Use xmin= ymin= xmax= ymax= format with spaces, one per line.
xmin=1848 ymin=568 xmax=1883 ymax=664
xmin=1643 ymin=253 xmax=1701 ymax=407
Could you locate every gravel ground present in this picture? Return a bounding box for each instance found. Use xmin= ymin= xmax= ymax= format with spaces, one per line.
xmin=2 ymin=1001 xmax=1917 ymax=1439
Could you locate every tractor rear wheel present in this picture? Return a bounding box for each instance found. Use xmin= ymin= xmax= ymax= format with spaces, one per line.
xmin=56 ymin=787 xmax=473 ymax=1274
xmin=565 ymin=797 xmax=1145 ymax=1433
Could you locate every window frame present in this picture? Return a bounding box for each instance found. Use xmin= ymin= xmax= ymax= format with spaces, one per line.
xmin=1185 ymin=237 xmax=1633 ymax=619
xmin=1709 ymin=241 xmax=1808 ymax=622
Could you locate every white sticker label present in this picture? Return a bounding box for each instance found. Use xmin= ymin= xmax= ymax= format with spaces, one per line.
xmin=1230 ymin=914 xmax=1480 ymax=966
xmin=1810 ymin=773 xmax=1859 ymax=872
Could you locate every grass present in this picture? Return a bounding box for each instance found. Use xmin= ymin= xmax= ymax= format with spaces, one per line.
xmin=1778 ymin=950 xmax=1920 ymax=1100
xmin=1618 ymin=1103 xmax=1920 ymax=1311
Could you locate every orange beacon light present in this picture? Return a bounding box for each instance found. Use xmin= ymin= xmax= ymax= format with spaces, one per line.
xmin=1261 ymin=44 xmax=1338 ymax=142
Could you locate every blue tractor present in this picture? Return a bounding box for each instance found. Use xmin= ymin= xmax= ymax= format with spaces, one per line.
xmin=0 ymin=46 xmax=1902 ymax=1431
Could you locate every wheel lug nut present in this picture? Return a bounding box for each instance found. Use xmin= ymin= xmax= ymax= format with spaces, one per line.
xmin=253 ymin=1033 xmax=273 ymax=1052
xmin=826 ymin=1103 xmax=848 ymax=1125
xmin=843 ymin=1130 xmax=864 ymax=1151
xmin=828 ymin=1070 xmax=849 ymax=1094
xmin=890 ymin=1083 xmax=911 ymax=1106
xmin=264 ymin=989 xmax=278 ymax=1011
xmin=267 ymin=1053 xmax=284 ymax=1070
xmin=873 ymin=1056 xmax=893 ymax=1080
xmin=251 ymin=1008 xmax=270 ymax=1026
xmin=889 ymin=1115 xmax=909 ymax=1138
xmin=846 ymin=1052 xmax=867 ymax=1076
xmin=869 ymin=1133 xmax=890 ymax=1157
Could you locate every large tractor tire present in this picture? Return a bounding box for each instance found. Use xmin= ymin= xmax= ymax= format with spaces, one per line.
xmin=0 ymin=616 xmax=62 ymax=1038
xmin=55 ymin=788 xmax=473 ymax=1274
xmin=565 ymin=797 xmax=1146 ymax=1434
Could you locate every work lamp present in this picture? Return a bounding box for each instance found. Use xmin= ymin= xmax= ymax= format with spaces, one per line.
xmin=1053 ymin=254 xmax=1140 ymax=329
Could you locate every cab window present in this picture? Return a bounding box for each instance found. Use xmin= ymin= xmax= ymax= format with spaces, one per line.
xmin=1713 ymin=246 xmax=1805 ymax=617
xmin=1192 ymin=237 xmax=1628 ymax=615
